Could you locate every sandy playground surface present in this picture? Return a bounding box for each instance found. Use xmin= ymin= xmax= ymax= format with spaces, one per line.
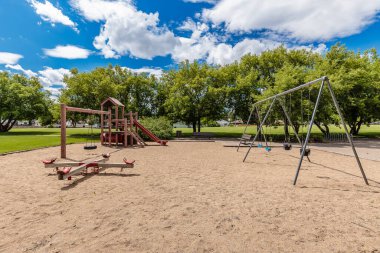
xmin=0 ymin=141 xmax=379 ymax=252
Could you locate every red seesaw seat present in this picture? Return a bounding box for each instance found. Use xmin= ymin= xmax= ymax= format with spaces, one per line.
xmin=42 ymin=157 xmax=57 ymax=164
xmin=102 ymin=153 xmax=111 ymax=158
xmin=123 ymin=158 xmax=135 ymax=165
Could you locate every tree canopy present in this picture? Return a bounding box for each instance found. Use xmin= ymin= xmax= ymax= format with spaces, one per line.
xmin=1 ymin=44 xmax=379 ymax=135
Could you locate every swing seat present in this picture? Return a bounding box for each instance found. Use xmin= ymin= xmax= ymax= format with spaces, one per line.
xmin=84 ymin=145 xmax=97 ymax=150
xmin=265 ymin=147 xmax=272 ymax=152
xmin=283 ymin=143 xmax=292 ymax=150
xmin=258 ymin=143 xmax=263 ymax=148
xmin=300 ymin=148 xmax=310 ymax=156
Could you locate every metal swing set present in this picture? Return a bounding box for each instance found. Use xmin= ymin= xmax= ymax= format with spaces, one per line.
xmin=237 ymin=76 xmax=369 ymax=185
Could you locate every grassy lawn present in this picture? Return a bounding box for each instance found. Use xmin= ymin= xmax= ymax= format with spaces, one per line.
xmin=0 ymin=128 xmax=101 ymax=154
xmin=174 ymin=125 xmax=380 ymax=139
xmin=0 ymin=125 xmax=379 ymax=154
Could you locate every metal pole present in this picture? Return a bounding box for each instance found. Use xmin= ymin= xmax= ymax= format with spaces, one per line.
xmin=255 ymin=107 xmax=268 ymax=147
xmin=237 ymin=105 xmax=255 ymax=151
xmin=252 ymin=77 xmax=325 ymax=107
xmin=243 ymin=98 xmax=277 ymax=162
xmin=293 ymin=79 xmax=325 ymax=185
xmin=326 ymin=79 xmax=369 ymax=185
xmin=279 ymin=100 xmax=302 ymax=145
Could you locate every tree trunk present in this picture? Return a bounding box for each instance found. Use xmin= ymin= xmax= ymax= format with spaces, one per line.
xmin=350 ymin=120 xmax=363 ymax=135
xmin=192 ymin=121 xmax=196 ymax=133
xmin=197 ymin=118 xmax=201 ymax=132
xmin=314 ymin=122 xmax=327 ymax=135
xmin=294 ymin=124 xmax=300 ymax=134
xmin=0 ymin=118 xmax=17 ymax=132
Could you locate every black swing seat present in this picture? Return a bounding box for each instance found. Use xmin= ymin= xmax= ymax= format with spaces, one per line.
xmin=299 ymin=148 xmax=310 ymax=156
xmin=283 ymin=143 xmax=292 ymax=150
xmin=84 ymin=145 xmax=97 ymax=150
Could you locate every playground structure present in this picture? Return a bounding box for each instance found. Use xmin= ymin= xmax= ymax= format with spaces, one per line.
xmin=60 ymin=97 xmax=167 ymax=158
xmin=238 ymin=76 xmax=369 ymax=185
xmin=42 ymin=154 xmax=135 ymax=180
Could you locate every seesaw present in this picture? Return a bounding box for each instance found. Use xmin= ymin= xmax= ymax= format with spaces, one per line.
xmin=42 ymin=154 xmax=135 ymax=180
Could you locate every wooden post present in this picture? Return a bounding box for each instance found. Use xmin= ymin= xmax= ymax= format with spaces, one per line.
xmin=135 ymin=112 xmax=138 ymax=133
xmin=115 ymin=105 xmax=118 ymax=146
xmin=60 ymin=103 xmax=67 ymax=158
xmin=108 ymin=107 xmax=112 ymax=146
xmin=124 ymin=118 xmax=128 ymax=147
xmin=129 ymin=111 xmax=133 ymax=145
xmin=100 ymin=104 xmax=104 ymax=145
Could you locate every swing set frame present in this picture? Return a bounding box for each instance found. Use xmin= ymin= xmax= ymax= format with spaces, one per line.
xmin=238 ymin=76 xmax=369 ymax=185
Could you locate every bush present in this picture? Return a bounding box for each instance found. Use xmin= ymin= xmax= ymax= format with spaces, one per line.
xmin=138 ymin=117 xmax=173 ymax=140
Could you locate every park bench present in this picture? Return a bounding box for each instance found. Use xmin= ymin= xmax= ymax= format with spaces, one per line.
xmin=193 ymin=132 xmax=215 ymax=139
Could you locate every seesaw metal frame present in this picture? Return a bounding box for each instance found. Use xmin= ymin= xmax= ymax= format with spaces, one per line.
xmin=44 ymin=157 xmax=135 ymax=180
xmin=238 ymin=76 xmax=368 ymax=185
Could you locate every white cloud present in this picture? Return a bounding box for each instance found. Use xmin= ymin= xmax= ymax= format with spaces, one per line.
xmin=70 ymin=0 xmax=179 ymax=59
xmin=206 ymin=39 xmax=282 ymax=65
xmin=38 ymin=67 xmax=72 ymax=87
xmin=173 ymin=20 xmax=216 ymax=62
xmin=202 ymin=0 xmax=380 ymax=41
xmin=173 ymin=21 xmax=328 ymax=65
xmin=126 ymin=67 xmax=163 ymax=78
xmin=0 ymin=52 xmax=23 ymax=65
xmin=43 ymin=45 xmax=91 ymax=59
xmin=44 ymin=86 xmax=61 ymax=97
xmin=28 ymin=0 xmax=79 ymax=33
xmin=183 ymin=0 xmax=217 ymax=3
xmin=4 ymin=64 xmax=71 ymax=96
xmin=5 ymin=64 xmax=37 ymax=77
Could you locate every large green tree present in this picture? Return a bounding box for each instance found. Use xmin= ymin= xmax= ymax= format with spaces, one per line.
xmin=163 ymin=61 xmax=226 ymax=132
xmin=0 ymin=72 xmax=50 ymax=132
xmin=314 ymin=45 xmax=380 ymax=135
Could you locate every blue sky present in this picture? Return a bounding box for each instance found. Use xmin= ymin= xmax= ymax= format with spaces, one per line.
xmin=0 ymin=0 xmax=380 ymax=95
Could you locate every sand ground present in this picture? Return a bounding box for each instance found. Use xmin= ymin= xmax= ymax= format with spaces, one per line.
xmin=0 ymin=141 xmax=379 ymax=252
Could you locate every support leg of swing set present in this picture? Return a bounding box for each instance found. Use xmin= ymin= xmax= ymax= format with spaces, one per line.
xmin=255 ymin=107 xmax=269 ymax=148
xmin=243 ymin=98 xmax=277 ymax=162
xmin=293 ymin=79 xmax=325 ymax=185
xmin=237 ymin=106 xmax=255 ymax=152
xmin=326 ymin=79 xmax=369 ymax=185
xmin=279 ymin=100 xmax=311 ymax=162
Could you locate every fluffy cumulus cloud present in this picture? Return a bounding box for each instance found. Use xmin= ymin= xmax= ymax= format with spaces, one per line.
xmin=202 ymin=0 xmax=380 ymax=41
xmin=4 ymin=64 xmax=70 ymax=90
xmin=172 ymin=19 xmax=217 ymax=62
xmin=5 ymin=64 xmax=37 ymax=77
xmin=38 ymin=67 xmax=72 ymax=87
xmin=127 ymin=67 xmax=163 ymax=78
xmin=28 ymin=0 xmax=79 ymax=33
xmin=43 ymin=45 xmax=91 ymax=59
xmin=70 ymin=0 xmax=179 ymax=59
xmin=0 ymin=52 xmax=23 ymax=65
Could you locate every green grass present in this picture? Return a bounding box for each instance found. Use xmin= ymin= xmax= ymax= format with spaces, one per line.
xmin=174 ymin=125 xmax=380 ymax=139
xmin=0 ymin=125 xmax=379 ymax=154
xmin=0 ymin=128 xmax=100 ymax=154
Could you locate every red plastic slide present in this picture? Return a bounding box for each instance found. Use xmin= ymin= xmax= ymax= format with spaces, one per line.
xmin=134 ymin=119 xmax=167 ymax=145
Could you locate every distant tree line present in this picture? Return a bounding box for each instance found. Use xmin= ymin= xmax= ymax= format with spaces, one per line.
xmin=1 ymin=44 xmax=379 ymax=135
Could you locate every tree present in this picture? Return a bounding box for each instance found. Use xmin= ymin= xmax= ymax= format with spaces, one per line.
xmin=314 ymin=45 xmax=380 ymax=135
xmin=0 ymin=72 xmax=50 ymax=132
xmin=163 ymin=61 xmax=226 ymax=132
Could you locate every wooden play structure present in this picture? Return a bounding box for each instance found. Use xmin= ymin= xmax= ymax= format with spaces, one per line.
xmin=60 ymin=97 xmax=167 ymax=158
xmin=42 ymin=154 xmax=135 ymax=180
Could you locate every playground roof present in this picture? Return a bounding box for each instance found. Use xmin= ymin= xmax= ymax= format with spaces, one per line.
xmin=101 ymin=97 xmax=124 ymax=107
